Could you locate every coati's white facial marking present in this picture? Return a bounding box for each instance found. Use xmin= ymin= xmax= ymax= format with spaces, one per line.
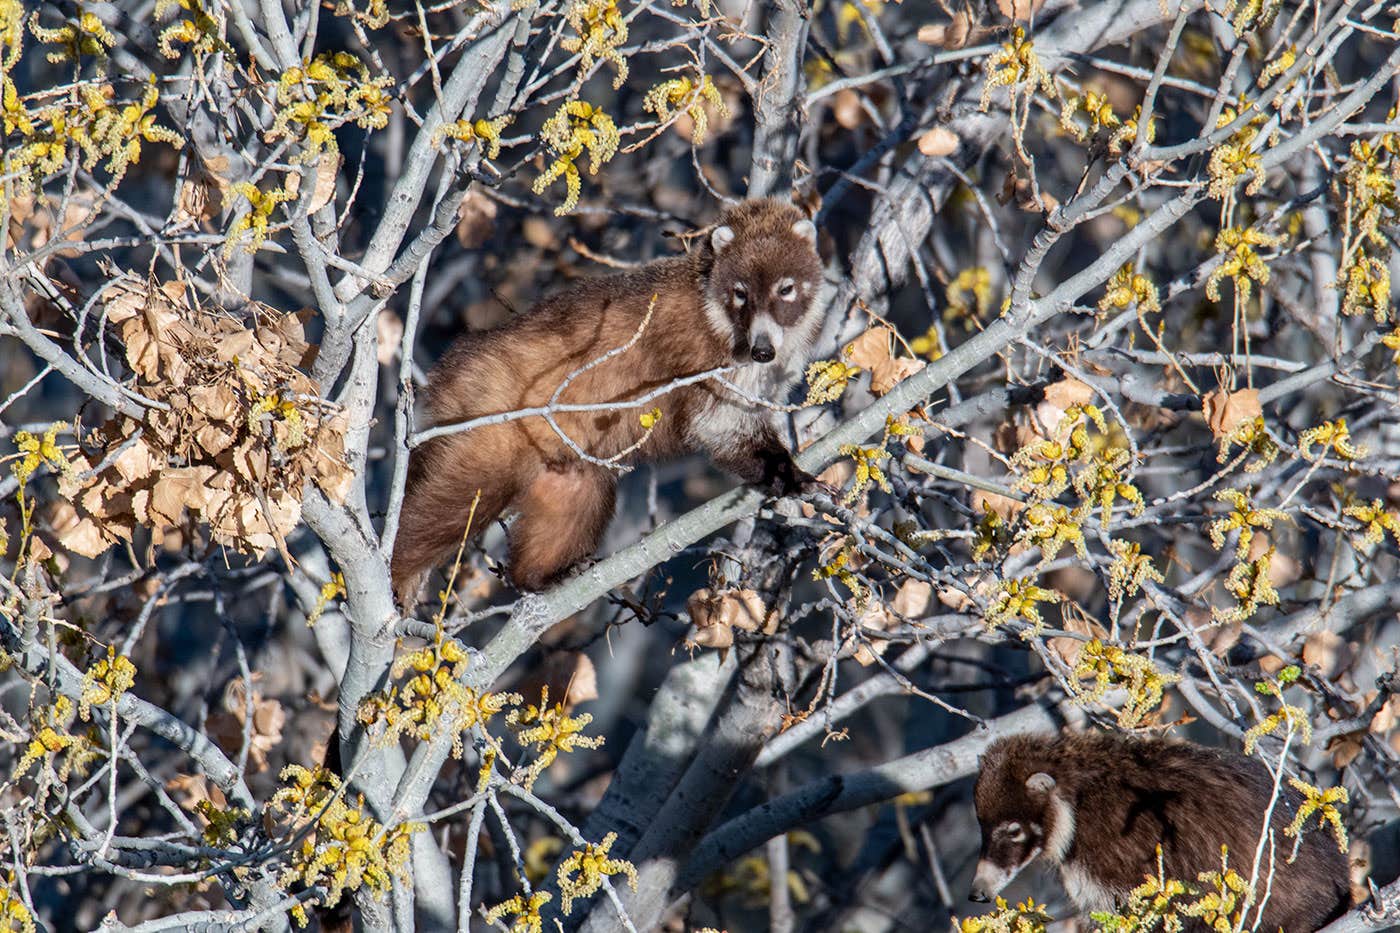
xmin=1060 ymin=863 xmax=1118 ymax=912
xmin=1022 ymin=772 xmax=1075 ymax=864
xmin=970 ymin=819 xmax=1044 ymax=902
xmin=703 ymin=296 xmax=734 ymax=348
xmin=750 ymin=314 xmax=785 ymax=356
xmin=1044 ymin=792 xmax=1076 ymax=863
xmin=692 ymin=211 xmax=824 ymax=450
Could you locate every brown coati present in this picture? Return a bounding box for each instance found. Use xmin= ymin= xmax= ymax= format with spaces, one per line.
xmin=971 ymin=731 xmax=1351 ymax=932
xmin=391 ymin=199 xmax=826 ymax=602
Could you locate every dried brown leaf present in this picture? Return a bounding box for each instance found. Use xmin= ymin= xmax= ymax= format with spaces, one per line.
xmin=377 ymin=310 xmax=404 ymax=366
xmin=833 ymin=90 xmax=867 ymax=130
xmin=1049 ymin=614 xmax=1109 ymax=668
xmin=996 ymin=0 xmax=1046 ymax=20
xmin=917 ymin=11 xmax=979 ymax=48
xmin=891 ymin=579 xmax=932 ymax=618
xmin=1202 ymin=388 xmax=1262 ymax=441
xmin=1328 ymin=733 xmax=1364 ymax=770
xmin=456 ymin=189 xmax=498 ymax=249
xmin=917 ymin=127 xmax=960 ymax=157
xmin=57 ymin=514 xmax=118 ymax=558
xmin=845 ymin=326 xmax=923 ymax=396
xmin=687 ymin=587 xmax=773 ymax=635
xmin=1302 ymin=631 xmax=1352 ymax=679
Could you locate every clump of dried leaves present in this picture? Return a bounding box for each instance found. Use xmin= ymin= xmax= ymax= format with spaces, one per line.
xmin=55 ymin=278 xmax=351 ymax=560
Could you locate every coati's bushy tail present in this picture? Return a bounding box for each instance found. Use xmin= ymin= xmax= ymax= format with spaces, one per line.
xmin=391 ymin=433 xmax=620 ymax=601
xmin=390 ymin=436 xmax=514 ymax=607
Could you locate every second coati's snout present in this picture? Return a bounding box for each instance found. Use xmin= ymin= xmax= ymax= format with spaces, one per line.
xmin=970 ymin=769 xmax=1063 ymax=903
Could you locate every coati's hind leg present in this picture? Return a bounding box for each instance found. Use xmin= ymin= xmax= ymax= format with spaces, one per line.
xmin=390 ymin=437 xmax=515 ymax=607
xmin=507 ymin=462 xmax=617 ymax=591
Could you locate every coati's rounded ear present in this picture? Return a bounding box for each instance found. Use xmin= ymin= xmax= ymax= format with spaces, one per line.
xmin=711 ymin=225 xmax=736 ymax=252
xmin=1025 ymin=772 xmax=1056 ymax=795
xmin=791 ymin=218 xmax=817 ymax=246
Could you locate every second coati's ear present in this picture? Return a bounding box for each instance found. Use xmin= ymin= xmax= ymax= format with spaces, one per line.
xmin=791 ymin=218 xmax=817 ymax=246
xmin=711 ymin=225 xmax=736 ymax=252
xmin=1026 ymin=772 xmax=1056 ymax=795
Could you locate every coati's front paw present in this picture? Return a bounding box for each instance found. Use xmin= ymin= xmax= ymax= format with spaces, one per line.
xmin=767 ymin=465 xmax=835 ymax=499
xmin=795 ymin=470 xmax=839 ymax=499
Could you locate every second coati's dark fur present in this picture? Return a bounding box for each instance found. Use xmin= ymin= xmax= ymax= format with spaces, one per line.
xmin=972 ymin=731 xmax=1351 ymax=932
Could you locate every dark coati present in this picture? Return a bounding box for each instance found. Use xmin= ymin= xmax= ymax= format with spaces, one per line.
xmin=972 ymin=732 xmax=1351 ymax=932
xmin=391 ymin=199 xmax=826 ymax=602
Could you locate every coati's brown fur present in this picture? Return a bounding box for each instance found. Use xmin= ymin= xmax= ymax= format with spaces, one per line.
xmin=972 ymin=731 xmax=1351 ymax=932
xmin=391 ymin=199 xmax=825 ymax=602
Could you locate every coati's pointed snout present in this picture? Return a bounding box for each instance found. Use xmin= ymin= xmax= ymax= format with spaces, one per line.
xmin=747 ymin=313 xmax=783 ymax=363
xmin=969 ymin=858 xmax=1017 ymax=904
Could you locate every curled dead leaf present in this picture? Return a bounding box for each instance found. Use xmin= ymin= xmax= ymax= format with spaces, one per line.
xmin=853 ymin=602 xmax=898 ymax=666
xmin=204 ymin=676 xmax=286 ymax=774
xmin=166 ymin=773 xmax=227 ymax=815
xmin=833 ymin=90 xmax=867 ymax=130
xmin=844 ymin=326 xmax=923 ymax=396
xmin=918 ymin=127 xmax=960 ymax=157
xmin=1041 ymin=376 xmax=1095 ymax=412
xmin=1048 ymin=614 xmax=1109 ymax=668
xmin=58 ymin=515 xmax=117 ymax=559
xmin=1202 ymin=388 xmax=1262 ymax=441
xmin=514 ymin=652 xmax=599 ymax=710
xmin=937 ymin=585 xmax=974 ymax=612
xmin=1370 ymin=695 xmax=1399 ymax=734
xmin=1328 ymin=732 xmax=1365 ymax=770
xmin=891 ymin=579 xmax=932 ymax=618
xmin=995 ymin=0 xmax=1046 ymax=20
xmin=687 ymin=587 xmax=774 ymax=635
xmin=916 ymin=11 xmax=980 ymax=48
xmin=457 ymin=189 xmax=498 ymax=249
xmin=688 ymin=623 xmax=734 ymax=650
xmin=1247 ymin=533 xmax=1300 ymax=588
xmin=998 ymin=172 xmax=1058 ymax=213
xmin=377 ymin=310 xmax=404 ymax=366
xmin=972 ymin=489 xmax=1024 ymax=521
xmin=1302 ymin=631 xmax=1353 ymax=679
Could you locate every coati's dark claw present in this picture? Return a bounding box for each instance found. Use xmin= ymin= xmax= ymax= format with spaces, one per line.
xmin=763 ymin=464 xmax=835 ymax=500
xmin=799 ymin=473 xmax=839 ymax=498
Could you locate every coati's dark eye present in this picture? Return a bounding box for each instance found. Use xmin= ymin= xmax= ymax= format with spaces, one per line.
xmin=732 ymin=283 xmax=748 ymax=305
xmin=1004 ymin=822 xmax=1027 ymax=843
xmin=778 ymin=281 xmax=798 ymax=301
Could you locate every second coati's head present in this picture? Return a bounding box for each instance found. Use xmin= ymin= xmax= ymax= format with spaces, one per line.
xmin=970 ymin=735 xmax=1077 ymax=903
xmin=702 ymin=199 xmax=823 ymax=366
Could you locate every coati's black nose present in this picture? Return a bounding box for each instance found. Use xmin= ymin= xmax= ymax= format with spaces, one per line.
xmin=968 ymin=890 xmax=991 ymax=904
xmin=750 ymin=340 xmax=775 ymax=363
